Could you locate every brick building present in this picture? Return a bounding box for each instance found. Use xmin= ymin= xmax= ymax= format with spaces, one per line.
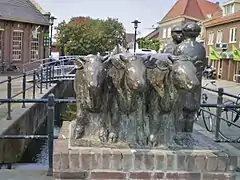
xmin=156 ymin=0 xmax=221 ymax=46
xmin=203 ymin=0 xmax=240 ymax=81
xmin=0 ymin=0 xmax=50 ymax=72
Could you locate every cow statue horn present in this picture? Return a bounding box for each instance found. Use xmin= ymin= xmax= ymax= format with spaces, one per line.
xmin=145 ymin=58 xmax=157 ymax=69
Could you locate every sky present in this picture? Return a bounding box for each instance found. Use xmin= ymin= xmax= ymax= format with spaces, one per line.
xmin=35 ymin=0 xmax=224 ymax=38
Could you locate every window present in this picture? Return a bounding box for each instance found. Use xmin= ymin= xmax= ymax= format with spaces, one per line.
xmin=208 ymin=31 xmax=214 ymax=45
xmin=216 ymin=30 xmax=223 ymax=43
xmin=229 ymin=27 xmax=237 ymax=43
xmin=167 ymin=27 xmax=171 ymax=38
xmin=162 ymin=28 xmax=167 ymax=38
xmin=12 ymin=30 xmax=23 ymax=61
xmin=224 ymin=4 xmax=234 ymax=16
xmin=30 ymin=28 xmax=39 ymax=60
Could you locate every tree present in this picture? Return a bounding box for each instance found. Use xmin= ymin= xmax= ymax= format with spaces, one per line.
xmin=137 ymin=37 xmax=163 ymax=52
xmin=55 ymin=17 xmax=126 ymax=55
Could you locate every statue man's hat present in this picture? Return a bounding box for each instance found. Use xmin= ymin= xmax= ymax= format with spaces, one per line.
xmin=171 ymin=26 xmax=183 ymax=32
xmin=183 ymin=22 xmax=201 ymax=33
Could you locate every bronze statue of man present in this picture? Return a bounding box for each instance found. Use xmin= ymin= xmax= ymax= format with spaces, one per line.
xmin=173 ymin=22 xmax=207 ymax=133
xmin=162 ymin=26 xmax=184 ymax=54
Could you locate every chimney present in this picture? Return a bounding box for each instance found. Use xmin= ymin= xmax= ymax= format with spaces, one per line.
xmin=216 ymin=1 xmax=219 ymax=5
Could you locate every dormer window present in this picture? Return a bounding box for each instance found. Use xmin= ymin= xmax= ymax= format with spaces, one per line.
xmin=224 ymin=3 xmax=235 ymax=16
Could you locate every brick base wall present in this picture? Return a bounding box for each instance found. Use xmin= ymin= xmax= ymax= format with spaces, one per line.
xmin=53 ymin=122 xmax=239 ymax=180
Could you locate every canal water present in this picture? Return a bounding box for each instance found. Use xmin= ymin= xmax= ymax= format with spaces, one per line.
xmin=11 ymin=103 xmax=76 ymax=170
xmin=0 ymin=80 xmax=76 ymax=170
xmin=13 ymin=122 xmax=61 ymax=170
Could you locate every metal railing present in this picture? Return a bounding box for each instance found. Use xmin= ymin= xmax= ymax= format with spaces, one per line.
xmin=0 ymin=95 xmax=76 ymax=176
xmin=201 ymin=86 xmax=240 ymax=143
xmin=0 ymin=67 xmax=57 ymax=120
xmin=23 ymin=56 xmax=77 ymax=75
xmin=0 ymin=57 xmax=76 ymax=121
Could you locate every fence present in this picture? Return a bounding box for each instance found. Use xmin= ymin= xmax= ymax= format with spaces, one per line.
xmin=0 ymin=66 xmax=56 ymax=120
xmin=0 ymin=95 xmax=76 ymax=175
xmin=22 ymin=56 xmax=77 ymax=74
xmin=202 ymin=86 xmax=240 ymax=143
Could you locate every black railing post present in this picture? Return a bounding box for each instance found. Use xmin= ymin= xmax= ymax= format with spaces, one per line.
xmin=47 ymin=93 xmax=55 ymax=176
xmin=49 ymin=65 xmax=52 ymax=87
xmin=7 ymin=76 xmax=12 ymax=120
xmin=40 ymin=66 xmax=43 ymax=94
xmin=46 ymin=65 xmax=48 ymax=89
xmin=22 ymin=73 xmax=26 ymax=108
xmin=215 ymin=88 xmax=223 ymax=141
xmin=52 ymin=65 xmax=54 ymax=83
xmin=33 ymin=70 xmax=36 ymax=99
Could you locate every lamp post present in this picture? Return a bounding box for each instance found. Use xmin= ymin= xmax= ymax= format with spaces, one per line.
xmin=131 ymin=20 xmax=141 ymax=54
xmin=49 ymin=16 xmax=56 ymax=57
xmin=116 ymin=35 xmax=121 ymax=54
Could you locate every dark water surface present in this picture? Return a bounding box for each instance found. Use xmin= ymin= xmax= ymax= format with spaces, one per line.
xmin=12 ymin=120 xmax=61 ymax=170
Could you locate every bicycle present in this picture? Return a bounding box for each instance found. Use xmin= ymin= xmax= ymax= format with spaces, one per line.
xmin=195 ymin=80 xmax=216 ymax=132
xmin=222 ymin=94 xmax=240 ymax=124
xmin=219 ymin=93 xmax=240 ymax=140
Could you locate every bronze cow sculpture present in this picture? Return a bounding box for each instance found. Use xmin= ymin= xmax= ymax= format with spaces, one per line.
xmin=73 ymin=54 xmax=110 ymax=140
xmin=145 ymin=54 xmax=199 ymax=147
xmin=106 ymin=54 xmax=150 ymax=145
xmin=72 ymin=52 xmax=202 ymax=148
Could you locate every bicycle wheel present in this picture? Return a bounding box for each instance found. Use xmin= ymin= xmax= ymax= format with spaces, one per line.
xmin=202 ymin=107 xmax=214 ymax=132
xmin=223 ymin=102 xmax=234 ymax=126
xmin=218 ymin=107 xmax=240 ymax=141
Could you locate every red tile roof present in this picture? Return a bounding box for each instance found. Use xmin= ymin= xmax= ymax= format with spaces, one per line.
xmin=160 ymin=0 xmax=221 ymax=23
xmin=144 ymin=28 xmax=159 ymax=40
xmin=204 ymin=11 xmax=240 ymax=27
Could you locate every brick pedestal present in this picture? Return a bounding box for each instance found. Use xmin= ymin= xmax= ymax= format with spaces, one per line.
xmin=53 ymin=122 xmax=239 ymax=180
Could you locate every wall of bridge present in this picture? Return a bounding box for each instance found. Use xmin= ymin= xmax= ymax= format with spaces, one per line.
xmin=0 ymin=80 xmax=74 ymax=163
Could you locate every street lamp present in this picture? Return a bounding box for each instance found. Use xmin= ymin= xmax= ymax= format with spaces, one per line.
xmin=49 ymin=16 xmax=57 ymax=57
xmin=131 ymin=20 xmax=141 ymax=54
xmin=116 ymin=35 xmax=122 ymax=54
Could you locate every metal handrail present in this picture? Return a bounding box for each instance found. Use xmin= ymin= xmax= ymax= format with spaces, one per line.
xmin=202 ymin=85 xmax=240 ymax=100
xmin=0 ymin=66 xmax=56 ymax=119
xmin=0 ymin=95 xmax=76 ymax=175
xmin=0 ymin=59 xmax=76 ymax=120
xmin=22 ymin=56 xmax=79 ymax=72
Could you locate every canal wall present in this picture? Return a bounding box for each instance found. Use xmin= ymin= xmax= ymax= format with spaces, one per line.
xmin=0 ymin=80 xmax=74 ymax=163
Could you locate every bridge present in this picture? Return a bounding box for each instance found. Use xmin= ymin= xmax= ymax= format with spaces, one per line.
xmin=23 ymin=56 xmax=77 ymax=81
xmin=0 ymin=56 xmax=240 ymax=179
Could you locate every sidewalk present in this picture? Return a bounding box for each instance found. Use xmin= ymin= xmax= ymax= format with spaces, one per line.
xmin=0 ymin=170 xmax=52 ymax=180
xmin=202 ymin=79 xmax=240 ymax=97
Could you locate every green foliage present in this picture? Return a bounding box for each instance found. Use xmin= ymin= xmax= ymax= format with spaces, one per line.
xmin=137 ymin=37 xmax=162 ymax=52
xmin=56 ymin=17 xmax=126 ymax=55
xmin=61 ymin=103 xmax=77 ymax=121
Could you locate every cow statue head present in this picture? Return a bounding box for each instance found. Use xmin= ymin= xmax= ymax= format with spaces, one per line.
xmin=168 ymin=55 xmax=200 ymax=91
xmin=74 ymin=54 xmax=110 ymax=91
xmin=145 ymin=54 xmax=173 ymax=89
xmin=145 ymin=54 xmax=200 ymax=91
xmin=109 ymin=54 xmax=151 ymax=92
